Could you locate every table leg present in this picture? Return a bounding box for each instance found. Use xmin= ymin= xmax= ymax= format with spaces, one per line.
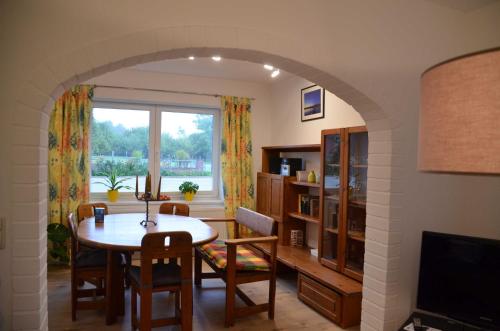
xmin=105 ymin=250 xmax=117 ymax=325
xmin=117 ymin=259 xmax=125 ymax=316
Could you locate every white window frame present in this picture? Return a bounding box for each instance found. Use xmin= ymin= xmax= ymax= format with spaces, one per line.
xmin=90 ymin=100 xmax=221 ymax=202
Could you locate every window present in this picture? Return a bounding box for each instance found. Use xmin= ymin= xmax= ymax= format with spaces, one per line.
xmin=160 ymin=111 xmax=214 ymax=192
xmin=90 ymin=102 xmax=220 ymax=200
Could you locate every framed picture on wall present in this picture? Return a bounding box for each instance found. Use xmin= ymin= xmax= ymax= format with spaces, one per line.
xmin=301 ymin=85 xmax=325 ymax=122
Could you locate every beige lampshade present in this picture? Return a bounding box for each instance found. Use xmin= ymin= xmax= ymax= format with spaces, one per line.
xmin=418 ymin=48 xmax=500 ymax=174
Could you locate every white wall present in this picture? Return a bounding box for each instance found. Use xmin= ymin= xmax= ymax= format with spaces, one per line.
xmin=270 ymin=76 xmax=365 ymax=146
xmin=87 ymin=68 xmax=274 ymax=184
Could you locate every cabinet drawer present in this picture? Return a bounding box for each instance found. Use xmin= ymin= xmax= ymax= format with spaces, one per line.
xmin=297 ymin=273 xmax=341 ymax=323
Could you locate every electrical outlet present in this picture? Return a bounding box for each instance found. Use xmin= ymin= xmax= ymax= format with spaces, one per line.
xmin=0 ymin=217 xmax=5 ymax=249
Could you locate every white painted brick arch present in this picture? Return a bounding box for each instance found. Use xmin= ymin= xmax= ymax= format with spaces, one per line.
xmin=11 ymin=26 xmax=401 ymax=330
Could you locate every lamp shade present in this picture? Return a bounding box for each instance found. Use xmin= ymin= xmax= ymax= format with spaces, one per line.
xmin=418 ymin=48 xmax=500 ymax=174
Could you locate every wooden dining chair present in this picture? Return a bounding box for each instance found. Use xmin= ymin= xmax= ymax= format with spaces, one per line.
xmin=158 ymin=202 xmax=190 ymax=264
xmin=195 ymin=207 xmax=278 ymax=327
xmin=159 ymin=202 xmax=190 ymax=216
xmin=77 ymin=202 xmax=132 ymax=288
xmin=129 ymin=231 xmax=193 ymax=331
xmin=68 ymin=213 xmax=125 ymax=321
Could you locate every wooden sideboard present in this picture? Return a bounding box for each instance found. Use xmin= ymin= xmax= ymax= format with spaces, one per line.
xmin=255 ymin=142 xmax=363 ymax=328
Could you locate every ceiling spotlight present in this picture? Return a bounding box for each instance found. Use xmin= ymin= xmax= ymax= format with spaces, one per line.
xmin=212 ymin=56 xmax=222 ymax=62
xmin=264 ymin=64 xmax=274 ymax=71
xmin=188 ymin=56 xmax=195 ymax=60
xmin=271 ymin=69 xmax=280 ymax=78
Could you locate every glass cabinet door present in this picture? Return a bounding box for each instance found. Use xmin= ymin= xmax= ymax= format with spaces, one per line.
xmin=345 ymin=130 xmax=368 ymax=279
xmin=320 ymin=131 xmax=342 ymax=269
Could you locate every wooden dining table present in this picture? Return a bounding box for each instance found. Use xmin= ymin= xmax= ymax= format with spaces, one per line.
xmin=77 ymin=213 xmax=219 ymax=325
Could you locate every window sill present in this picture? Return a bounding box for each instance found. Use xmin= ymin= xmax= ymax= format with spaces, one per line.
xmin=90 ymin=197 xmax=224 ymax=213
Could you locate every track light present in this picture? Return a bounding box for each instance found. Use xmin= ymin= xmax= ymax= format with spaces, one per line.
xmin=271 ymin=69 xmax=280 ymax=78
xmin=264 ymin=64 xmax=274 ymax=70
xmin=188 ymin=56 xmax=195 ymax=60
xmin=211 ymin=56 xmax=222 ymax=62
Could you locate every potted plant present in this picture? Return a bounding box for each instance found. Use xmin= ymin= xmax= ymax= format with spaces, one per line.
xmin=47 ymin=222 xmax=70 ymax=264
xmin=95 ymin=169 xmax=132 ymax=202
xmin=179 ymin=181 xmax=199 ymax=201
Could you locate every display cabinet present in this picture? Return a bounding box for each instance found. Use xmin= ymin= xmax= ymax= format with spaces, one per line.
xmin=319 ymin=126 xmax=367 ymax=282
xmin=319 ymin=129 xmax=342 ymax=270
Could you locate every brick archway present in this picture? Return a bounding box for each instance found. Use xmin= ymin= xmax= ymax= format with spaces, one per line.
xmin=11 ymin=26 xmax=400 ymax=330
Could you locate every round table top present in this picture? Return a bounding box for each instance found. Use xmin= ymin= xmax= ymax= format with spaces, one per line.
xmin=77 ymin=213 xmax=219 ymax=251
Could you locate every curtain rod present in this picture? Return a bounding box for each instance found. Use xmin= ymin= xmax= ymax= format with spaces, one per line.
xmin=94 ymin=84 xmax=256 ymax=100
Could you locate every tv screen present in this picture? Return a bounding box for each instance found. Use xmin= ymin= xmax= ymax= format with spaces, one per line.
xmin=417 ymin=231 xmax=500 ymax=329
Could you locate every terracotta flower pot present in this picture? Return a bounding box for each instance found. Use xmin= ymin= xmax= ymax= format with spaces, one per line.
xmin=107 ymin=190 xmax=119 ymax=202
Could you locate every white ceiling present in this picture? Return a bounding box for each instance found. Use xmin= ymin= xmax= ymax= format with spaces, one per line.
xmin=133 ymin=57 xmax=292 ymax=84
xmin=133 ymin=0 xmax=500 ymax=83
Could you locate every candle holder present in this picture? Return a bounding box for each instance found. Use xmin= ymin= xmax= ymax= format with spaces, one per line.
xmin=136 ymin=191 xmax=157 ymax=226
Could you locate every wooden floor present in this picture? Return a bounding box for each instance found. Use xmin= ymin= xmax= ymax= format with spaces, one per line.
xmin=48 ymin=264 xmax=360 ymax=331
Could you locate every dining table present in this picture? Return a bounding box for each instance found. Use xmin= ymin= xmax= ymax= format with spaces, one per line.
xmin=77 ymin=212 xmax=219 ymax=325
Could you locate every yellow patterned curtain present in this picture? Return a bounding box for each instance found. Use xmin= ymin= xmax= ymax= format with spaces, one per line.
xmin=48 ymin=85 xmax=93 ymax=227
xmin=220 ymin=96 xmax=255 ymax=236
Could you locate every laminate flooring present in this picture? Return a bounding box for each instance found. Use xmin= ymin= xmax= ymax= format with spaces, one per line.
xmin=48 ymin=264 xmax=360 ymax=331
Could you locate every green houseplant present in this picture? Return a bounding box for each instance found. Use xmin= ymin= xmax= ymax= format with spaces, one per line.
xmin=95 ymin=169 xmax=132 ymax=202
xmin=47 ymin=223 xmax=70 ymax=264
xmin=179 ymin=181 xmax=199 ymax=201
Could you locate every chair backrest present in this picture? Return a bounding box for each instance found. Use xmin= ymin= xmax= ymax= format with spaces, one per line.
xmin=159 ymin=202 xmax=190 ymax=216
xmin=140 ymin=231 xmax=193 ymax=286
xmin=235 ymin=207 xmax=276 ymax=236
xmin=77 ymin=203 xmax=108 ymax=222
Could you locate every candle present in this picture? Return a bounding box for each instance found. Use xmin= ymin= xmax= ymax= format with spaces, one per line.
xmin=145 ymin=172 xmax=151 ymax=194
xmin=156 ymin=176 xmax=162 ymax=200
xmin=135 ymin=175 xmax=138 ymax=197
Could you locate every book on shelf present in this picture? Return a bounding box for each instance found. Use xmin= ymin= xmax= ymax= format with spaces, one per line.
xmin=309 ymin=196 xmax=320 ymax=218
xmin=298 ymin=194 xmax=310 ymax=215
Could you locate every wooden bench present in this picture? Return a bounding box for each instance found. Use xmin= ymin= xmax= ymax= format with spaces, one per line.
xmin=253 ymin=243 xmax=362 ymax=328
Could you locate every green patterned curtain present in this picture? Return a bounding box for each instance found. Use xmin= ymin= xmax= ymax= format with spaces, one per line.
xmin=220 ymin=96 xmax=255 ymax=235
xmin=48 ymin=85 xmax=93 ymax=227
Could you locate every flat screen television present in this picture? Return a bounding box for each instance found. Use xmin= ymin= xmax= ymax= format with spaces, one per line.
xmin=417 ymin=231 xmax=500 ymax=330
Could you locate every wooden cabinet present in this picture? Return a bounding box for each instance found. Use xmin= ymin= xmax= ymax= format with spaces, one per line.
xmin=255 ymin=140 xmax=364 ymax=328
xmin=256 ymin=172 xmax=284 ymax=221
xmin=256 ymin=173 xmax=270 ymax=215
xmin=319 ymin=126 xmax=368 ymax=282
xmin=269 ymin=175 xmax=284 ymax=221
xmin=298 ymin=273 xmax=341 ymax=323
xmin=257 ymin=144 xmax=321 ymax=245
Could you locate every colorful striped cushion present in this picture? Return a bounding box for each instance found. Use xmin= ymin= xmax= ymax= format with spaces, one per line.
xmin=200 ymin=240 xmax=270 ymax=271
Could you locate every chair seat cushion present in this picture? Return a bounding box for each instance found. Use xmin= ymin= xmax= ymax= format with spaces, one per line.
xmin=129 ymin=263 xmax=182 ymax=287
xmin=199 ymin=240 xmax=270 ymax=271
xmin=75 ymin=249 xmax=126 ymax=268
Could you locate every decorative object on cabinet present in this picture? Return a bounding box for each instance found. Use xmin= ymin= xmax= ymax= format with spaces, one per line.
xmin=307 ymin=170 xmax=316 ymax=183
xmin=290 ymin=229 xmax=304 ymax=247
xmin=280 ymin=158 xmax=304 ymax=176
xmin=319 ymin=126 xmax=368 ymax=282
xmin=296 ymin=170 xmax=308 ymax=182
xmin=301 ymin=85 xmax=325 ymax=122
